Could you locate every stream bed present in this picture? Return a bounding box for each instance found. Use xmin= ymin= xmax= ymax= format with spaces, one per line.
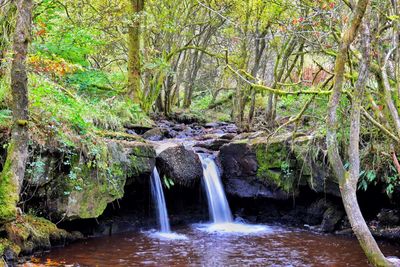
xmin=33 ymin=224 xmax=400 ymax=266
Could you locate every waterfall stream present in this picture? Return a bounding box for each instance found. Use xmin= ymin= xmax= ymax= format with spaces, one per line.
xmin=198 ymin=153 xmax=268 ymax=234
xmin=150 ymin=167 xmax=171 ymax=233
xmin=198 ymin=153 xmax=233 ymax=223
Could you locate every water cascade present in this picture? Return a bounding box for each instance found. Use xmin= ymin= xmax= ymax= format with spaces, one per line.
xmin=198 ymin=153 xmax=268 ymax=234
xmin=198 ymin=153 xmax=233 ymax=223
xmin=150 ymin=167 xmax=171 ymax=233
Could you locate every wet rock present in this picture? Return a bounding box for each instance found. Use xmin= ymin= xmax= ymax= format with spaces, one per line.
xmin=124 ymin=123 xmax=153 ymax=135
xmin=219 ymin=142 xmax=258 ymax=178
xmin=218 ymin=140 xmax=294 ymax=199
xmin=219 ymin=134 xmax=341 ymax=199
xmin=370 ymin=226 xmax=400 ymax=241
xmin=293 ymin=138 xmax=340 ymax=197
xmin=194 ymin=139 xmax=230 ymax=151
xmin=196 ymin=133 xmax=221 ymax=141
xmin=208 ymin=129 xmax=225 ymax=135
xmin=156 ymin=145 xmax=202 ymax=186
xmin=222 ymin=124 xmax=239 ymax=133
xmin=224 ymin=178 xmax=289 ymax=199
xmin=305 ymin=199 xmax=327 ymax=225
xmin=142 ymin=127 xmax=166 ymax=141
xmin=220 ymin=133 xmax=235 ymax=140
xmin=205 ymin=122 xmax=220 ymax=128
xmin=377 ymin=209 xmax=400 ymax=226
xmin=320 ymin=205 xmax=344 ymax=232
xmin=305 ymin=199 xmax=344 ymax=232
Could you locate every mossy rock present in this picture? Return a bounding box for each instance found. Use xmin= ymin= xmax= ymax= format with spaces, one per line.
xmin=250 ymin=137 xmax=297 ymax=193
xmin=4 ymin=215 xmax=68 ymax=255
xmin=0 ymin=238 xmax=20 ymax=260
xmin=42 ymin=140 xmax=156 ymax=220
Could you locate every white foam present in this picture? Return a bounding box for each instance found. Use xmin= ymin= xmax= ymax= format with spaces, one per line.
xmin=148 ymin=231 xmax=188 ymax=240
xmin=194 ymin=223 xmax=273 ymax=235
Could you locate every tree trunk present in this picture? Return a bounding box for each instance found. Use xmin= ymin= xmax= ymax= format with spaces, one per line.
xmin=265 ymin=37 xmax=296 ymax=124
xmin=0 ymin=0 xmax=32 ymax=223
xmin=326 ymin=0 xmax=392 ymax=265
xmin=0 ymin=2 xmax=16 ymax=79
xmin=128 ymin=0 xmax=144 ymax=103
xmin=248 ymin=30 xmax=267 ymax=126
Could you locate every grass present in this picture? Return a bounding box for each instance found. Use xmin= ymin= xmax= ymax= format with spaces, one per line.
xmin=0 ymin=70 xmax=152 ymax=149
xmin=28 ymin=73 xmax=152 ymax=147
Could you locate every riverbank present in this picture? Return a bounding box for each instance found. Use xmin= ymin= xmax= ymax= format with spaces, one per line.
xmin=2 ymin=118 xmax=400 ymax=265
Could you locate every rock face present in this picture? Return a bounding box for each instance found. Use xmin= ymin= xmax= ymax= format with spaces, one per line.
xmin=218 ymin=135 xmax=340 ymax=199
xmin=156 ymin=145 xmax=202 ymax=186
xmin=219 ymin=137 xmax=300 ymax=199
xmin=25 ymin=140 xmax=156 ymax=221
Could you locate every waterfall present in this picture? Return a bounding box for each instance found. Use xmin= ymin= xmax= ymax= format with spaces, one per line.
xmin=198 ymin=153 xmax=233 ymax=223
xmin=150 ymin=167 xmax=171 ymax=233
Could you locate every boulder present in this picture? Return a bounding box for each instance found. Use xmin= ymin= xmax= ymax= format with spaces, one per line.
xmin=320 ymin=205 xmax=344 ymax=232
xmin=218 ymin=136 xmax=301 ymax=199
xmin=304 ymin=198 xmax=344 ymax=232
xmin=156 ymin=145 xmax=202 ymax=186
xmin=142 ymin=127 xmax=166 ymax=141
xmin=26 ymin=140 xmax=156 ymax=221
xmin=305 ymin=199 xmax=327 ymax=225
xmin=219 ymin=134 xmax=341 ymax=199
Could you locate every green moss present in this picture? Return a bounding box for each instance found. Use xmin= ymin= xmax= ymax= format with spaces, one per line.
xmin=59 ymin=143 xmax=128 ymax=219
xmin=0 ymin=142 xmax=18 ymax=223
xmin=4 ymin=215 xmax=67 ymax=256
xmin=254 ymin=142 xmax=295 ymax=193
xmin=0 ymin=238 xmax=20 ymax=256
xmin=65 ymin=164 xmax=124 ymax=218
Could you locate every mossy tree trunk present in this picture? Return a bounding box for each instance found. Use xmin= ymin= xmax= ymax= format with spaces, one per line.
xmin=326 ymin=1 xmax=392 ymax=266
xmin=0 ymin=0 xmax=32 ymax=224
xmin=128 ymin=0 xmax=144 ymax=103
xmin=0 ymin=1 xmax=16 ymax=79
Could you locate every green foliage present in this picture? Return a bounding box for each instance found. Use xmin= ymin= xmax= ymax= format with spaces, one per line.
xmin=0 ymin=77 xmax=9 ymax=104
xmin=358 ymin=170 xmax=377 ymax=191
xmin=163 ymin=175 xmax=175 ymax=189
xmin=33 ymin=12 xmax=104 ymax=67
xmin=358 ymin=164 xmax=400 ymax=198
xmin=0 ymin=109 xmax=11 ymax=128
xmin=66 ymin=70 xmax=125 ymax=97
xmin=192 ymin=94 xmax=213 ymax=111
xmin=29 ymin=73 xmax=150 ymax=146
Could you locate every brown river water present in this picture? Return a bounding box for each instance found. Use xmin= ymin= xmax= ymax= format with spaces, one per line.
xmin=29 ymin=224 xmax=400 ymax=267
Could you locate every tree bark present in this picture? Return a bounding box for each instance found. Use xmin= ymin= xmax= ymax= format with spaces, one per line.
xmin=128 ymin=0 xmax=144 ymax=103
xmin=0 ymin=0 xmax=32 ymax=223
xmin=326 ymin=0 xmax=392 ymax=265
xmin=0 ymin=2 xmax=16 ymax=79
